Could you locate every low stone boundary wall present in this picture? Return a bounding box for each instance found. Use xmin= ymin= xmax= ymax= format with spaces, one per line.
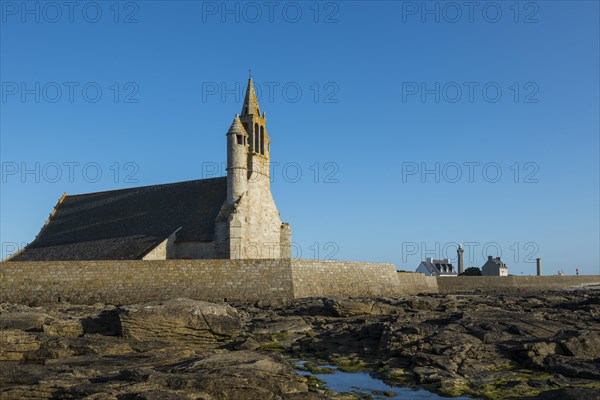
xmin=397 ymin=272 xmax=439 ymax=294
xmin=291 ymin=260 xmax=402 ymax=298
xmin=2 ymin=259 xmax=598 ymax=305
xmin=437 ymin=275 xmax=600 ymax=294
xmin=0 ymin=259 xmax=295 ymax=305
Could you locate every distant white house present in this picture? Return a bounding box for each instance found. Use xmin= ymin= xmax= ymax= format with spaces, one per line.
xmin=416 ymin=258 xmax=457 ymax=277
xmin=481 ymin=256 xmax=509 ymax=276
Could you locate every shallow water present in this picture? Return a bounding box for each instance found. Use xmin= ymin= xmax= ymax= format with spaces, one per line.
xmin=296 ymin=362 xmax=475 ymax=399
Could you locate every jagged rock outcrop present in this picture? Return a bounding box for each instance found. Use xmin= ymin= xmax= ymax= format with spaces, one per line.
xmin=1 ymin=292 xmax=599 ymax=399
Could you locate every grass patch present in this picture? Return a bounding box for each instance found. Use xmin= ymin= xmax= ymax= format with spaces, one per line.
xmin=489 ymin=362 xmax=518 ymax=371
xmin=305 ymin=374 xmax=329 ymax=392
xmin=259 ymin=340 xmax=285 ymax=352
xmin=273 ymin=331 xmax=294 ymax=341
xmin=296 ymin=361 xmax=336 ymax=374
xmin=372 ymin=389 xmax=397 ymax=398
xmin=331 ymin=356 xmax=368 ymax=372
xmin=471 ymin=375 xmax=548 ymax=399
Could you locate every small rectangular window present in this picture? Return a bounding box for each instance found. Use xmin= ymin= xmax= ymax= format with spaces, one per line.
xmin=236 ymin=135 xmax=243 ymax=145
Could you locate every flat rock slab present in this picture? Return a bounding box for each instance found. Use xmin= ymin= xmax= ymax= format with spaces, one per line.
xmin=117 ymin=298 xmax=242 ymax=347
xmin=0 ymin=311 xmax=52 ymax=331
xmin=169 ymin=350 xmax=309 ymax=397
xmin=0 ymin=329 xmax=41 ymax=361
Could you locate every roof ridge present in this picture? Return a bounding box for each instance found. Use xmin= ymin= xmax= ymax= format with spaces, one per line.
xmin=67 ymin=176 xmax=227 ymax=198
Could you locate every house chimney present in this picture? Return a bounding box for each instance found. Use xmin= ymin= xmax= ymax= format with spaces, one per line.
xmin=536 ymin=258 xmax=542 ymax=276
xmin=488 ymin=255 xmax=493 ymax=261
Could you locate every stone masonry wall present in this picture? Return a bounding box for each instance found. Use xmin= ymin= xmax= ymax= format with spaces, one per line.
xmin=240 ymin=159 xmax=284 ymax=258
xmin=437 ymin=275 xmax=600 ymax=293
xmin=397 ymin=272 xmax=439 ymax=294
xmin=142 ymin=229 xmax=179 ymax=260
xmin=2 ymin=260 xmax=596 ymax=305
xmin=0 ymin=259 xmax=295 ymax=305
xmin=173 ymin=241 xmax=217 ymax=259
xmin=291 ymin=260 xmax=403 ymax=298
xmin=0 ymin=259 xmax=409 ymax=304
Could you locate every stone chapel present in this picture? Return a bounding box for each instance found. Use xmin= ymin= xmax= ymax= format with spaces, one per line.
xmin=11 ymin=77 xmax=291 ymax=261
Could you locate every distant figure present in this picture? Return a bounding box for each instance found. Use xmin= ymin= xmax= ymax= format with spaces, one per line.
xmin=576 ymin=268 xmax=579 ymax=275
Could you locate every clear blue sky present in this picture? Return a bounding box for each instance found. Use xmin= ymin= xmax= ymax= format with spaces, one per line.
xmin=1 ymin=1 xmax=598 ymax=275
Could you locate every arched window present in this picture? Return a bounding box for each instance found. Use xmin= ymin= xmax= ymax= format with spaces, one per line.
xmin=254 ymin=123 xmax=259 ymax=153
xmin=260 ymin=126 xmax=265 ymax=154
xmin=246 ymin=124 xmax=252 ymax=149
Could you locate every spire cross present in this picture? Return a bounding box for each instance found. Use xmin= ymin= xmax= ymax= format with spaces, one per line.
xmin=248 ymin=68 xmax=252 ymax=79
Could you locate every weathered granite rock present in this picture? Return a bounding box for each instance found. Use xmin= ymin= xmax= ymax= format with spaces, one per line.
xmin=542 ymin=355 xmax=600 ymax=380
xmin=237 ymin=337 xmax=260 ymax=350
xmin=323 ymin=298 xmax=403 ymax=317
xmin=117 ymin=298 xmax=242 ymax=346
xmin=1 ymin=292 xmax=600 ymax=399
xmin=169 ymin=350 xmax=309 ymax=397
xmin=289 ymin=293 xmax=600 ymax=398
xmin=0 ymin=329 xmax=41 ymax=360
xmin=253 ymin=316 xmax=311 ymax=335
xmin=406 ymin=297 xmax=439 ymax=311
xmin=0 ymin=311 xmax=52 ymax=331
xmin=324 ymin=298 xmax=377 ymax=316
xmin=42 ymin=318 xmax=84 ymax=337
xmin=519 ymin=388 xmax=600 ymax=400
xmin=559 ymin=331 xmax=600 ymax=359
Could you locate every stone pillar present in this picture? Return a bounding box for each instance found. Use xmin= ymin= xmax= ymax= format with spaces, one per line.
xmin=457 ymin=244 xmax=464 ymax=274
xmin=536 ymin=258 xmax=542 ymax=276
xmin=280 ymin=223 xmax=292 ymax=259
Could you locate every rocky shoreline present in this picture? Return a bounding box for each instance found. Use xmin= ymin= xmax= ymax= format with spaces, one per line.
xmin=1 ymin=291 xmax=599 ymax=399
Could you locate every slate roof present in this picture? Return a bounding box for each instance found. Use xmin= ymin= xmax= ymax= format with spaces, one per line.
xmin=419 ymin=259 xmax=456 ymax=276
xmin=11 ymin=178 xmax=227 ymax=261
xmin=487 ymin=256 xmax=507 ymax=267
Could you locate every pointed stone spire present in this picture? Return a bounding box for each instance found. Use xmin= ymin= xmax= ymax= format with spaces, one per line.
xmin=241 ymin=77 xmax=260 ymax=116
xmin=227 ymin=114 xmax=247 ymax=136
